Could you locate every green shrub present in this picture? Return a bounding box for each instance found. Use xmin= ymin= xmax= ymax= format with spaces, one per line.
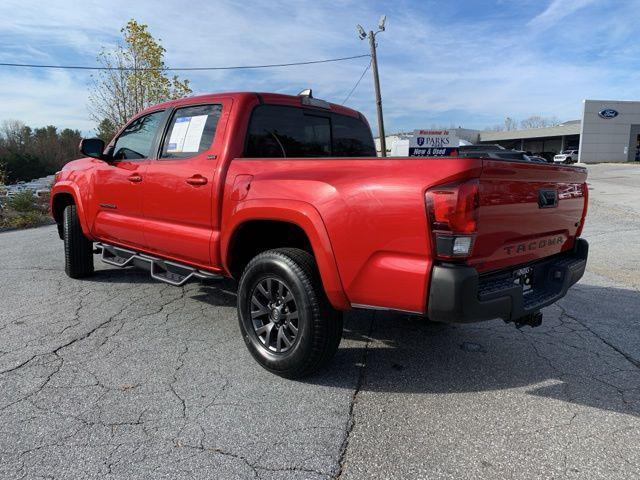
xmin=5 ymin=211 xmax=45 ymax=229
xmin=0 ymin=189 xmax=52 ymax=230
xmin=7 ymin=190 xmax=38 ymax=213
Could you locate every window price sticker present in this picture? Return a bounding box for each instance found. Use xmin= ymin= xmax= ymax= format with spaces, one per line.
xmin=167 ymin=115 xmax=208 ymax=153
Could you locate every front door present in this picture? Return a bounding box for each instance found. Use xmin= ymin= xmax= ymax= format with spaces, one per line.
xmin=141 ymin=102 xmax=229 ymax=267
xmin=92 ymin=110 xmax=166 ymax=249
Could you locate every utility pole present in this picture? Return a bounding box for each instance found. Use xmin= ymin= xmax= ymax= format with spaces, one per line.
xmin=357 ymin=16 xmax=387 ymax=157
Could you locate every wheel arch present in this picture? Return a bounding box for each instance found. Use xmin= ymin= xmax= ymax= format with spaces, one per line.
xmin=51 ymin=184 xmax=91 ymax=238
xmin=222 ymin=200 xmax=349 ymax=310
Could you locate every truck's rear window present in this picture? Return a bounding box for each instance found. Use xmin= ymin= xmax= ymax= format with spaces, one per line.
xmin=244 ymin=105 xmax=376 ymax=158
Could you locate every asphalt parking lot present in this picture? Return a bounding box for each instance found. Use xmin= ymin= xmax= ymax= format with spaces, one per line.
xmin=1 ymin=163 xmax=639 ymax=479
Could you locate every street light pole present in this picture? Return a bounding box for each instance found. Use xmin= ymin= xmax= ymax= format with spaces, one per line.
xmin=357 ymin=16 xmax=387 ymax=157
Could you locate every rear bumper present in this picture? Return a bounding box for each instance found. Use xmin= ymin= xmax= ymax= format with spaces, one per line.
xmin=427 ymin=238 xmax=588 ymax=323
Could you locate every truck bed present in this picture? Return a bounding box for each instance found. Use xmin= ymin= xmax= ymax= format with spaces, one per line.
xmin=224 ymin=155 xmax=588 ymax=314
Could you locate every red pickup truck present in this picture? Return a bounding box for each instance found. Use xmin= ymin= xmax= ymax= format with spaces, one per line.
xmin=50 ymin=91 xmax=589 ymax=378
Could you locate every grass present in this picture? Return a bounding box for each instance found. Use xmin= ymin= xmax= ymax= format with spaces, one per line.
xmin=0 ymin=190 xmax=54 ymax=230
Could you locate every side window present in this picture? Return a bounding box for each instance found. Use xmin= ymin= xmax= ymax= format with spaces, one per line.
xmin=245 ymin=105 xmax=331 ymax=158
xmin=332 ymin=114 xmax=376 ymax=157
xmin=112 ymin=111 xmax=164 ymax=160
xmin=161 ymin=104 xmax=222 ymax=159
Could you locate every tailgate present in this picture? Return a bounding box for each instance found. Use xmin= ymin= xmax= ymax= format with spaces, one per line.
xmin=469 ymin=159 xmax=587 ymax=273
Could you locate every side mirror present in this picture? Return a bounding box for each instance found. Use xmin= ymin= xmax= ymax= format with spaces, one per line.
xmin=79 ymin=138 xmax=106 ymax=159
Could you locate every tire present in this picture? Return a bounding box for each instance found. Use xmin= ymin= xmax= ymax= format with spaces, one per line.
xmin=63 ymin=204 xmax=94 ymax=279
xmin=237 ymin=248 xmax=343 ymax=379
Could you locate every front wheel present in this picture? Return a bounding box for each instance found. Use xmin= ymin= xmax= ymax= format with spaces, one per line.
xmin=63 ymin=204 xmax=94 ymax=279
xmin=237 ymin=248 xmax=343 ymax=378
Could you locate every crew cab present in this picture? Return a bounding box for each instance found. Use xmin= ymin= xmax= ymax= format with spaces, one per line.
xmin=50 ymin=91 xmax=589 ymax=378
xmin=554 ymin=149 xmax=579 ymax=164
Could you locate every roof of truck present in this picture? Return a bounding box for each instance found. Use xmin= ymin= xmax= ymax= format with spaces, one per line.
xmin=144 ymin=92 xmax=363 ymax=119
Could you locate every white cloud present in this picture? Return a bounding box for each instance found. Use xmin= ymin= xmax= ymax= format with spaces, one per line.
xmin=528 ymin=0 xmax=598 ymax=29
xmin=0 ymin=0 xmax=638 ymax=134
xmin=0 ymin=69 xmax=92 ymax=131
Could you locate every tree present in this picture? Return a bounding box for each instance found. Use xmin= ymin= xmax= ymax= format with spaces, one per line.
xmin=0 ymin=120 xmax=82 ymax=183
xmin=1 ymin=120 xmax=29 ymax=150
xmin=486 ymin=115 xmax=563 ymax=131
xmin=96 ymin=118 xmax=117 ymax=143
xmin=88 ymin=19 xmax=192 ymax=133
xmin=519 ymin=115 xmax=561 ymax=129
xmin=504 ymin=117 xmax=518 ymax=131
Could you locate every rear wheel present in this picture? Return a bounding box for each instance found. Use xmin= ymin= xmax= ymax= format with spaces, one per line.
xmin=63 ymin=204 xmax=94 ymax=279
xmin=237 ymin=248 xmax=343 ymax=378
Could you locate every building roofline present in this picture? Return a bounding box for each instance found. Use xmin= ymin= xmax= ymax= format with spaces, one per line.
xmin=479 ymin=122 xmax=581 ymax=142
xmin=583 ymin=99 xmax=640 ymax=104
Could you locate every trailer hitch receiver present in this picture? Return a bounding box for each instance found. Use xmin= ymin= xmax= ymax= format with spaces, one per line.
xmin=507 ymin=311 xmax=543 ymax=329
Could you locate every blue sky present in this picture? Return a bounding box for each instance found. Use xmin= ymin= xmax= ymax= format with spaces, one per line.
xmin=0 ymin=0 xmax=638 ymax=135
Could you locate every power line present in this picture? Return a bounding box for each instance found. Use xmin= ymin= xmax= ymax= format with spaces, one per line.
xmin=0 ymin=54 xmax=371 ymax=71
xmin=342 ymin=59 xmax=371 ymax=105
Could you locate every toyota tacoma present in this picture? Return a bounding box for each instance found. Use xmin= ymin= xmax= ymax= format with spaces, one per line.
xmin=50 ymin=91 xmax=589 ymax=378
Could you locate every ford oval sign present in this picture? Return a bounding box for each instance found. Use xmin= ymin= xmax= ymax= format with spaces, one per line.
xmin=598 ymin=108 xmax=619 ymax=119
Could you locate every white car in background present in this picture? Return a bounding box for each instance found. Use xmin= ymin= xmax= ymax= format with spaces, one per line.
xmin=554 ymin=149 xmax=579 ymax=164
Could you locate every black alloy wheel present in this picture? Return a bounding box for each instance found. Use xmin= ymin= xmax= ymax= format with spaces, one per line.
xmin=237 ymin=248 xmax=343 ymax=378
xmin=250 ymin=277 xmax=300 ymax=353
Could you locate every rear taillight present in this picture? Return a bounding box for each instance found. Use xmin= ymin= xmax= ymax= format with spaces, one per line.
xmin=425 ymin=179 xmax=479 ymax=259
xmin=575 ymin=181 xmax=589 ymax=237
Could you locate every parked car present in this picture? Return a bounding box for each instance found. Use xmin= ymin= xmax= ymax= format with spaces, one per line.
xmin=535 ymin=151 xmax=556 ymax=163
xmin=50 ymin=91 xmax=589 ymax=378
xmin=525 ymin=155 xmax=549 ymax=164
xmin=554 ymin=149 xmax=579 ymax=164
xmin=459 ymin=145 xmax=543 ymax=162
xmin=458 ymin=144 xmax=504 ymax=154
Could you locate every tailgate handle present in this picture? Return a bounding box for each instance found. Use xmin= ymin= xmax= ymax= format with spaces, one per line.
xmin=538 ymin=189 xmax=558 ymax=208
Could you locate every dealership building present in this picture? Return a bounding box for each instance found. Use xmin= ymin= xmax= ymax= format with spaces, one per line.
xmin=380 ymin=100 xmax=640 ymax=163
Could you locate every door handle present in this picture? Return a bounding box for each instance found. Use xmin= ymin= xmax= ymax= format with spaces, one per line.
xmin=186 ymin=175 xmax=208 ymax=186
xmin=127 ymin=173 xmax=142 ymax=183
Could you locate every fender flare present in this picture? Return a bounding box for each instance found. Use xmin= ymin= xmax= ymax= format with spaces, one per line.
xmin=222 ymin=199 xmax=350 ymax=310
xmin=50 ymin=183 xmax=93 ymax=238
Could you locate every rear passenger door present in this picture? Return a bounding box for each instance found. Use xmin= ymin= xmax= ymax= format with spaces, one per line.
xmin=140 ymin=101 xmax=229 ymax=267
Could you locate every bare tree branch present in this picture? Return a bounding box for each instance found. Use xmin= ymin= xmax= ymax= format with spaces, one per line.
xmin=88 ymin=19 xmax=192 ymax=136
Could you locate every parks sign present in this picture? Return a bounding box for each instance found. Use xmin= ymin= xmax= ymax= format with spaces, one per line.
xmin=409 ymin=129 xmax=459 ymax=157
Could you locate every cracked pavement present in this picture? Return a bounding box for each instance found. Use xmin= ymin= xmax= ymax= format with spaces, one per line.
xmin=1 ymin=163 xmax=639 ymax=479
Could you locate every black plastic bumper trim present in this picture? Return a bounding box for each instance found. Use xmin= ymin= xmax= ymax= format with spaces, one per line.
xmin=427 ymin=238 xmax=588 ymax=323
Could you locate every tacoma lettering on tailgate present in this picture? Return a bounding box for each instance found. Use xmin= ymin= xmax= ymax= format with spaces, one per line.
xmin=503 ymin=235 xmax=565 ymax=255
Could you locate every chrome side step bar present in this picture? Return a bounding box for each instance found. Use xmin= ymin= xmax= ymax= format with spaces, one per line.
xmin=96 ymin=242 xmax=223 ymax=287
